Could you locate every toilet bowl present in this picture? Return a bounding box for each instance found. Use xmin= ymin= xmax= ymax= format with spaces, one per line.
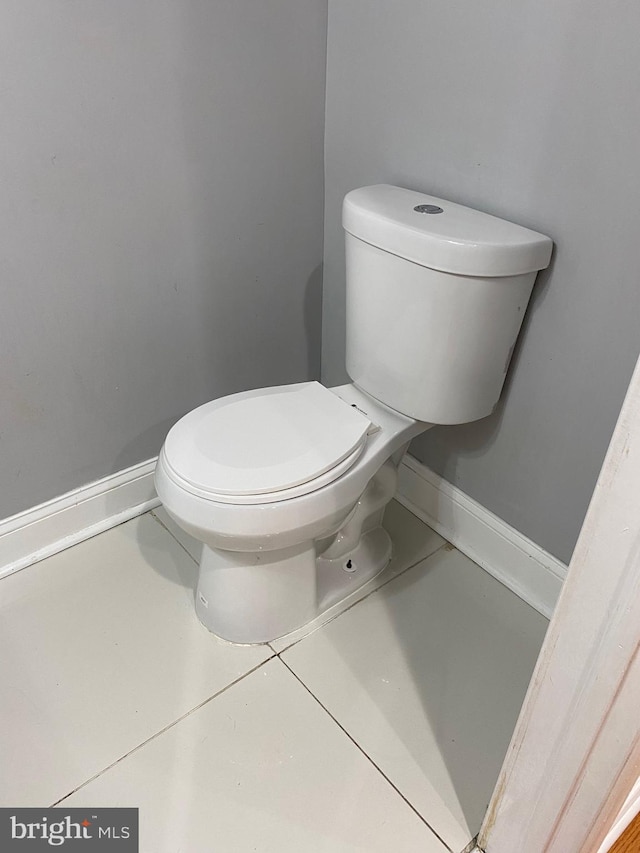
xmin=156 ymin=184 xmax=553 ymax=644
xmin=155 ymin=381 xmax=429 ymax=643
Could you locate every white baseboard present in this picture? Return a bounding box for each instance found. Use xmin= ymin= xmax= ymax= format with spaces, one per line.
xmin=0 ymin=459 xmax=160 ymax=580
xmin=396 ymin=455 xmax=567 ymax=619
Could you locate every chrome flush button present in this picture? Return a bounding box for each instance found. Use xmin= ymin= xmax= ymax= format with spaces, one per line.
xmin=414 ymin=204 xmax=443 ymax=214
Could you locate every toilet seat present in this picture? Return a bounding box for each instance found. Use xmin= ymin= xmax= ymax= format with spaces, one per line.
xmin=163 ymin=382 xmax=373 ymax=505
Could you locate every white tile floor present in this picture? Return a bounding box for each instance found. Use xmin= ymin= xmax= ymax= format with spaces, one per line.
xmin=0 ymin=501 xmax=548 ymax=853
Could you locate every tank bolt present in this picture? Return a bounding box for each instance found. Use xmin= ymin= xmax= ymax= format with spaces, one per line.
xmin=344 ymin=559 xmax=356 ymax=573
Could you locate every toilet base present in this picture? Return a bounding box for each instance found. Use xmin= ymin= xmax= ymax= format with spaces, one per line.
xmin=194 ymin=525 xmax=392 ymax=645
xmin=316 ymin=525 xmax=391 ymax=613
xmin=194 ymin=459 xmax=399 ymax=644
xmin=195 ymin=541 xmax=318 ymax=645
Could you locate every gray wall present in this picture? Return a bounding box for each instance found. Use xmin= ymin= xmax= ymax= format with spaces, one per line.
xmin=322 ymin=0 xmax=640 ymax=563
xmin=1 ymin=0 xmax=327 ymax=519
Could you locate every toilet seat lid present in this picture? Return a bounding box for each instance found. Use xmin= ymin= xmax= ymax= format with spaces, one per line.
xmin=163 ymin=382 xmax=372 ymax=499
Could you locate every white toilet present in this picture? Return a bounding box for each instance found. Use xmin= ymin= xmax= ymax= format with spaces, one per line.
xmin=155 ymin=184 xmax=552 ymax=644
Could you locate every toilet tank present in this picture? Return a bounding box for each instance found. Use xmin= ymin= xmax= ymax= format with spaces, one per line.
xmin=343 ymin=185 xmax=553 ymax=424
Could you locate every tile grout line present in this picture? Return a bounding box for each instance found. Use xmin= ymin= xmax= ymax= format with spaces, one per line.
xmin=49 ymin=655 xmax=276 ymax=808
xmin=278 ymin=656 xmax=456 ymax=853
xmin=272 ymin=541 xmax=450 ymax=655
xmin=149 ymin=510 xmax=200 ymax=567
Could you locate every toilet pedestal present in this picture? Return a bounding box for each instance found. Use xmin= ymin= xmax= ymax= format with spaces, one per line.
xmin=195 ymin=541 xmax=318 ymax=645
xmin=194 ymin=460 xmax=398 ymax=644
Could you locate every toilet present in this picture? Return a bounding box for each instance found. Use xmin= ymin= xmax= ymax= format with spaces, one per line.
xmin=155 ymin=184 xmax=552 ymax=644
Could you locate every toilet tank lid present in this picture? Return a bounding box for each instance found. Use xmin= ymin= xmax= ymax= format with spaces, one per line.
xmin=343 ymin=185 xmax=553 ymax=277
